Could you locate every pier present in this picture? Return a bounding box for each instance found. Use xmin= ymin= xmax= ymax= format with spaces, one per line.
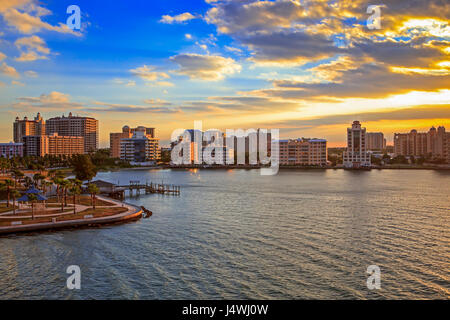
xmin=117 ymin=181 xmax=181 ymax=197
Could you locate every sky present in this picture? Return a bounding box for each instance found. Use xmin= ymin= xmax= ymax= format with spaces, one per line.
xmin=0 ymin=0 xmax=449 ymax=147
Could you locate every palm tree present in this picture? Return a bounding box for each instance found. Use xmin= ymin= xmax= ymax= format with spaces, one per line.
xmin=69 ymin=183 xmax=81 ymax=215
xmin=51 ymin=177 xmax=63 ymax=204
xmin=1 ymin=179 xmax=14 ymax=207
xmin=87 ymin=184 xmax=99 ymax=210
xmin=33 ymin=173 xmax=45 ymax=188
xmin=59 ymin=180 xmax=70 ymax=212
xmin=28 ymin=193 xmax=37 ymax=220
xmin=11 ymin=189 xmax=21 ymax=215
xmin=0 ymin=157 xmax=10 ymax=176
xmin=12 ymin=169 xmax=24 ymax=188
xmin=23 ymin=176 xmax=33 ymax=188
xmin=41 ymin=180 xmax=52 ymax=195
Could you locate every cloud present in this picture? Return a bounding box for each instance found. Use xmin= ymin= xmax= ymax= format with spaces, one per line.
xmin=14 ymin=35 xmax=50 ymax=61
xmin=130 ymin=65 xmax=170 ymax=82
xmin=254 ymin=105 xmax=450 ymax=129
xmin=88 ymin=101 xmax=180 ymax=114
xmin=241 ymin=30 xmax=343 ymax=65
xmin=170 ymin=53 xmax=241 ymax=80
xmin=1 ymin=3 xmax=80 ymax=35
xmin=0 ymin=62 xmax=20 ymax=77
xmin=18 ymin=91 xmax=71 ymax=103
xmin=204 ymin=0 xmax=450 ymax=70
xmin=160 ymin=12 xmax=197 ymax=24
xmin=113 ymin=78 xmax=136 ymax=87
xmin=24 ymin=70 xmax=37 ymax=77
xmin=6 ymin=91 xmax=83 ymax=112
xmin=143 ymin=99 xmax=173 ymax=106
xmin=251 ymin=63 xmax=450 ymax=100
xmin=0 ymin=52 xmax=6 ymax=61
xmin=11 ymin=80 xmax=24 ymax=86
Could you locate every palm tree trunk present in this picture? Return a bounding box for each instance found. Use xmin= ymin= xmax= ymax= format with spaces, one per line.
xmin=6 ymin=187 xmax=10 ymax=207
xmin=31 ymin=202 xmax=34 ymax=220
xmin=73 ymin=194 xmax=76 ymax=214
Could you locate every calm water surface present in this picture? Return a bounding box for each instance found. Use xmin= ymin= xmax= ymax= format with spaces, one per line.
xmin=0 ymin=169 xmax=449 ymax=299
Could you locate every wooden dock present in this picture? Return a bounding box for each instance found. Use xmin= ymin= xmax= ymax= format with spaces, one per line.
xmin=117 ymin=181 xmax=181 ymax=197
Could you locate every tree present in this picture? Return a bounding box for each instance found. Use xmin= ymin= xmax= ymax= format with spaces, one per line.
xmin=12 ymin=169 xmax=24 ymax=188
xmin=28 ymin=193 xmax=37 ymax=220
xmin=69 ymin=182 xmax=81 ymax=215
xmin=71 ymin=155 xmax=97 ymax=182
xmin=51 ymin=177 xmax=63 ymax=204
xmin=1 ymin=179 xmax=14 ymax=207
xmin=11 ymin=189 xmax=21 ymax=215
xmin=41 ymin=180 xmax=53 ymax=195
xmin=87 ymin=184 xmax=99 ymax=210
xmin=33 ymin=173 xmax=45 ymax=188
xmin=59 ymin=180 xmax=70 ymax=212
xmin=0 ymin=157 xmax=10 ymax=175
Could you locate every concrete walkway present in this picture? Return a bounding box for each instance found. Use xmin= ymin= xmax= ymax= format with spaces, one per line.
xmin=0 ymin=195 xmax=143 ymax=235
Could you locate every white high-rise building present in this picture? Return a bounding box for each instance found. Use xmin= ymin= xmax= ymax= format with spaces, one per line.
xmin=120 ymin=131 xmax=160 ymax=165
xmin=343 ymin=121 xmax=371 ymax=168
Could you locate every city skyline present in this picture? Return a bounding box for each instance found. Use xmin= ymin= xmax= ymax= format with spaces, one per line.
xmin=0 ymin=0 xmax=449 ymax=147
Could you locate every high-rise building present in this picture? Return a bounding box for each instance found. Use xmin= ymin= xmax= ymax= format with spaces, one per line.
xmin=279 ymin=138 xmax=327 ymax=166
xmin=394 ymin=126 xmax=449 ymax=162
xmin=120 ymin=131 xmax=160 ymax=164
xmin=110 ymin=125 xmax=156 ymax=158
xmin=343 ymin=121 xmax=371 ymax=168
xmin=47 ymin=133 xmax=84 ymax=156
xmin=0 ymin=143 xmax=23 ymax=158
xmin=367 ymin=132 xmax=386 ymax=151
xmin=13 ymin=113 xmax=45 ymax=143
xmin=46 ymin=113 xmax=98 ymax=153
xmin=22 ymin=136 xmax=49 ymax=157
xmin=23 ymin=134 xmax=84 ymax=157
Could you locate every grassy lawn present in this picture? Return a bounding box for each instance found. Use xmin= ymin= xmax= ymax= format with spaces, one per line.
xmin=0 ymin=203 xmax=18 ymax=213
xmin=1 ymin=209 xmax=73 ymax=217
xmin=47 ymin=195 xmax=115 ymax=207
xmin=0 ymin=207 xmax=127 ymax=227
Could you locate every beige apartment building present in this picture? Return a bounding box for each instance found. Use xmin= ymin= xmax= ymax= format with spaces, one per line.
xmin=367 ymin=132 xmax=386 ymax=151
xmin=46 ymin=113 xmax=98 ymax=153
xmin=394 ymin=126 xmax=449 ymax=162
xmin=279 ymin=138 xmax=327 ymax=166
xmin=13 ymin=113 xmax=45 ymax=143
xmin=23 ymin=134 xmax=84 ymax=157
xmin=110 ymin=125 xmax=156 ymax=158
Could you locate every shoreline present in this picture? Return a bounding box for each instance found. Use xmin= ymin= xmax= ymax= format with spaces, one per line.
xmin=0 ymin=196 xmax=143 ymax=236
xmin=116 ymin=165 xmax=450 ymax=171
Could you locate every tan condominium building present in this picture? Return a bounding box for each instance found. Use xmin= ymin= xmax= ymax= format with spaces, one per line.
xmin=23 ymin=134 xmax=84 ymax=157
xmin=343 ymin=121 xmax=371 ymax=168
xmin=120 ymin=131 xmax=160 ymax=164
xmin=46 ymin=112 xmax=98 ymax=153
xmin=366 ymin=132 xmax=386 ymax=151
xmin=110 ymin=125 xmax=156 ymax=158
xmin=279 ymin=138 xmax=327 ymax=166
xmin=394 ymin=126 xmax=449 ymax=163
xmin=13 ymin=113 xmax=46 ymax=143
